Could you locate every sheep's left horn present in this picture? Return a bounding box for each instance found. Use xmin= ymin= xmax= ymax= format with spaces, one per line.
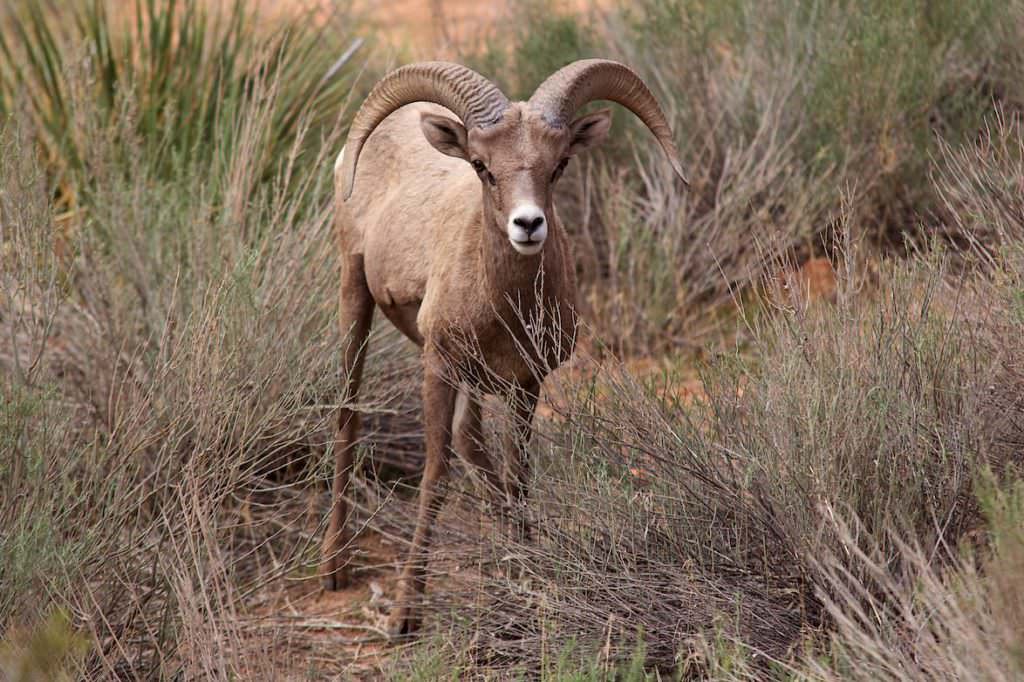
xmin=341 ymin=62 xmax=509 ymax=199
xmin=529 ymin=59 xmax=687 ymax=185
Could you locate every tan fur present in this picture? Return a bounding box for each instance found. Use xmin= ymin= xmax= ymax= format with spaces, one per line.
xmin=339 ymin=103 xmax=577 ymax=359
xmin=321 ymin=101 xmax=603 ymax=636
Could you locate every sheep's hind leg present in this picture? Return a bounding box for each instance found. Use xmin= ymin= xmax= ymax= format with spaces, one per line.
xmin=505 ymin=382 xmax=540 ymax=544
xmin=452 ymin=387 xmax=502 ymax=501
xmin=320 ymin=255 xmax=374 ymax=592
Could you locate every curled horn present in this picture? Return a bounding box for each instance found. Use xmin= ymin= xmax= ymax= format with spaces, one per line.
xmin=341 ymin=62 xmax=510 ymax=199
xmin=529 ymin=59 xmax=687 ymax=185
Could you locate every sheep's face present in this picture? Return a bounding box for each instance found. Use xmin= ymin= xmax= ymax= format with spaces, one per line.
xmin=420 ymin=103 xmax=612 ymax=256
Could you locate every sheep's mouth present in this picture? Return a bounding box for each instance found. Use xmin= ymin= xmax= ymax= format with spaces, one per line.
xmin=510 ymin=239 xmax=544 ymax=255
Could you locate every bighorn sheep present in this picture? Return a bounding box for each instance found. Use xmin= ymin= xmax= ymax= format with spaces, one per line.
xmin=320 ymin=59 xmax=685 ymax=635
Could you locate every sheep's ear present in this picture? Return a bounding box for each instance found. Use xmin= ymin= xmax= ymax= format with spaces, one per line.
xmin=420 ymin=113 xmax=470 ymax=161
xmin=567 ymin=108 xmax=612 ymax=156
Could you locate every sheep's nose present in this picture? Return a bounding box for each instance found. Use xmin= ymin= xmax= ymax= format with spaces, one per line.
xmin=507 ymin=204 xmax=548 ymax=253
xmin=513 ymin=214 xmax=545 ymax=234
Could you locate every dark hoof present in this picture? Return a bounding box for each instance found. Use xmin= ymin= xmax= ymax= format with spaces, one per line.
xmin=385 ymin=606 xmax=420 ymax=639
xmin=498 ymin=504 xmax=533 ymax=545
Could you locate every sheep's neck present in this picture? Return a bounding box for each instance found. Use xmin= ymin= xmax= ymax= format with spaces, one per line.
xmin=479 ymin=210 xmax=549 ymax=310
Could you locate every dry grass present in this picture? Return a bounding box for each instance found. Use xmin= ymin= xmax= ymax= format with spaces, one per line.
xmin=460 ymin=0 xmax=1024 ymax=354
xmin=3 ymin=1 xmax=1024 ymax=680
xmin=386 ymin=253 xmax=1021 ymax=678
xmin=0 ymin=3 xmax=386 ymax=674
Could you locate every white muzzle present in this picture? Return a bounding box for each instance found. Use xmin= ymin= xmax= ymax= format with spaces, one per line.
xmin=507 ymin=203 xmax=547 ymax=255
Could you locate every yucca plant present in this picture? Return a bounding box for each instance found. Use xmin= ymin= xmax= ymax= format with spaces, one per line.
xmin=0 ymin=0 xmax=366 ymax=214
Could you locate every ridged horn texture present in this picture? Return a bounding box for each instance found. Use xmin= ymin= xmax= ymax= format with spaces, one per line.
xmin=341 ymin=62 xmax=509 ymax=199
xmin=529 ymin=59 xmax=687 ymax=185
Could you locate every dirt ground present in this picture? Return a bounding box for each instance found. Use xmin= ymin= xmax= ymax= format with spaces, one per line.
xmin=240 ymin=488 xmax=512 ymax=678
xmin=242 ymin=529 xmax=402 ymax=678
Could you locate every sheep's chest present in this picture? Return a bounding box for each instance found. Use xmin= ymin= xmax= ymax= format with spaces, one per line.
xmin=417 ymin=228 xmax=579 ymax=392
xmin=440 ymin=296 xmax=578 ymax=392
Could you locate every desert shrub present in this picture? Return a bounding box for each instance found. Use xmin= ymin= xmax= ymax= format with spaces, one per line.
xmin=622 ymin=0 xmax=1016 ymax=242
xmin=457 ymin=0 xmax=1024 ymax=354
xmin=800 ymin=472 xmax=1024 ymax=681
xmin=592 ymin=0 xmax=1024 ymax=351
xmin=0 ymin=610 xmax=90 ymax=681
xmin=934 ymin=108 xmax=1024 ymax=270
xmin=0 ymin=2 xmax=419 ymax=677
xmin=582 ymin=102 xmax=835 ymax=355
xmin=0 ymin=0 xmax=366 ymax=212
xmin=0 ymin=95 xmax=322 ymax=679
xmin=398 ymin=148 xmax=1024 ymax=676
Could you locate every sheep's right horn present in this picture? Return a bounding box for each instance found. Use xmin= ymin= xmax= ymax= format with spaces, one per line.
xmin=341 ymin=62 xmax=509 ymax=199
xmin=529 ymin=59 xmax=687 ymax=186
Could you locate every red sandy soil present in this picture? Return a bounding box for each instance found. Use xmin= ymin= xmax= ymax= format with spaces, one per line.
xmin=240 ymin=498 xmax=505 ymax=677
xmin=242 ymin=530 xmax=402 ymax=678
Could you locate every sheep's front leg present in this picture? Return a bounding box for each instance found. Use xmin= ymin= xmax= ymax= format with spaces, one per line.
xmin=387 ymin=353 xmax=456 ymax=636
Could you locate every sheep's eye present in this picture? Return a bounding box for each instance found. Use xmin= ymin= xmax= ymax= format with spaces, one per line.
xmin=551 ymin=158 xmax=569 ymax=183
xmin=472 ymin=159 xmax=497 ymax=186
